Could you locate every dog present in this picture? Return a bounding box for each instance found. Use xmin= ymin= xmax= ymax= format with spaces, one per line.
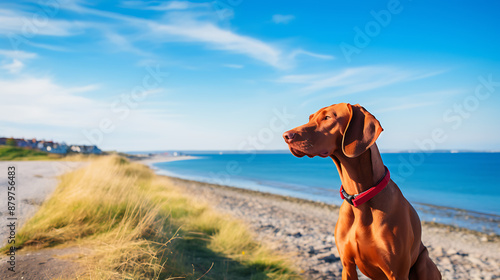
xmin=283 ymin=103 xmax=441 ymax=279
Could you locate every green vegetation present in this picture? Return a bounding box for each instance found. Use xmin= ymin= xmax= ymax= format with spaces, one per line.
xmin=0 ymin=145 xmax=63 ymax=160
xmin=9 ymin=156 xmax=301 ymax=279
xmin=6 ymin=138 xmax=16 ymax=146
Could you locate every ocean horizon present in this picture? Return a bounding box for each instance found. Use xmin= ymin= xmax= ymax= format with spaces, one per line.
xmin=147 ymin=151 xmax=500 ymax=235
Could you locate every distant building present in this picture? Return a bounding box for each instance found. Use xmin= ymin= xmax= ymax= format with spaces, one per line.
xmin=69 ymin=145 xmax=102 ymax=155
xmin=27 ymin=139 xmax=38 ymax=149
xmin=1 ymin=136 xmax=102 ymax=155
xmin=37 ymin=141 xmax=45 ymax=150
xmin=84 ymin=145 xmax=102 ymax=155
xmin=47 ymin=142 xmax=68 ymax=154
xmin=17 ymin=139 xmax=29 ymax=148
xmin=70 ymin=145 xmax=82 ymax=153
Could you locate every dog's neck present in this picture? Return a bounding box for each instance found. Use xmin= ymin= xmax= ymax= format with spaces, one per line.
xmin=330 ymin=144 xmax=386 ymax=195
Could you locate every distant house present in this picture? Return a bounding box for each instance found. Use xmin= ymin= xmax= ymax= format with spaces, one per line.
xmin=27 ymin=138 xmax=38 ymax=149
xmin=69 ymin=145 xmax=101 ymax=154
xmin=17 ymin=139 xmax=29 ymax=148
xmin=47 ymin=143 xmax=69 ymax=154
xmin=58 ymin=142 xmax=69 ymax=154
xmin=82 ymin=145 xmax=102 ymax=155
xmin=1 ymin=136 xmax=102 ymax=155
xmin=40 ymin=141 xmax=54 ymax=153
xmin=37 ymin=141 xmax=45 ymax=150
xmin=70 ymin=145 xmax=82 ymax=153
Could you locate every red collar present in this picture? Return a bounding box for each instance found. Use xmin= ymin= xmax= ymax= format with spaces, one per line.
xmin=339 ymin=166 xmax=390 ymax=207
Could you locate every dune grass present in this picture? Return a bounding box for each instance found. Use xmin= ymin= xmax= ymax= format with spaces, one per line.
xmin=9 ymin=156 xmax=301 ymax=279
xmin=0 ymin=145 xmax=63 ymax=160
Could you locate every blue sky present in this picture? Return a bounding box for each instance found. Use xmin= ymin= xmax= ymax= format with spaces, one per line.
xmin=1 ymin=0 xmax=499 ymax=151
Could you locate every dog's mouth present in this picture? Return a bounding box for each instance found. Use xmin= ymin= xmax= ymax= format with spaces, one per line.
xmin=289 ymin=146 xmax=331 ymax=158
xmin=290 ymin=147 xmax=308 ymax=158
xmin=318 ymin=151 xmax=330 ymax=157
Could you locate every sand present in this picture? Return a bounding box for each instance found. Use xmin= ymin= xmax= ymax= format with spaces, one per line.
xmin=0 ymin=160 xmax=87 ymax=279
xmin=0 ymin=161 xmax=86 ymax=246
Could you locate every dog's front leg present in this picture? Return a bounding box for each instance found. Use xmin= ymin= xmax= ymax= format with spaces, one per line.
xmin=341 ymin=259 xmax=358 ymax=280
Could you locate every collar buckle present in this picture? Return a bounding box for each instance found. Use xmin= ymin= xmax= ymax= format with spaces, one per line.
xmin=339 ymin=166 xmax=390 ymax=207
xmin=341 ymin=187 xmax=356 ymax=206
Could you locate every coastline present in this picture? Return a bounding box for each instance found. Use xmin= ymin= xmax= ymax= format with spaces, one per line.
xmin=138 ymin=156 xmax=500 ymax=279
xmin=138 ymin=155 xmax=500 ymax=236
xmin=162 ymin=175 xmax=499 ymax=240
xmin=158 ymin=175 xmax=500 ymax=279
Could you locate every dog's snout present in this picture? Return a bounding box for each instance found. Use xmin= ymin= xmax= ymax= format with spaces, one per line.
xmin=283 ymin=131 xmax=296 ymax=143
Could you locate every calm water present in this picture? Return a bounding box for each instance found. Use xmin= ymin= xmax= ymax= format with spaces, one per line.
xmin=152 ymin=152 xmax=500 ymax=234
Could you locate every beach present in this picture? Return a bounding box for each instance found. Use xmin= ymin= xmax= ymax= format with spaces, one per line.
xmin=1 ymin=156 xmax=498 ymax=279
xmin=0 ymin=161 xmax=86 ymax=246
xmin=142 ymin=156 xmax=500 ymax=280
xmin=0 ymin=160 xmax=87 ymax=280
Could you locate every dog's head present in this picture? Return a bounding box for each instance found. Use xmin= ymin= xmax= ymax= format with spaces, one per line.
xmin=283 ymin=103 xmax=383 ymax=158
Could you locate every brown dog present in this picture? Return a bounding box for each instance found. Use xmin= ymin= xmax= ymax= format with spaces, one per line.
xmin=283 ymin=103 xmax=441 ymax=279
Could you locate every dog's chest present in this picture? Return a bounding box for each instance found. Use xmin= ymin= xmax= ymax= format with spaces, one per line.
xmin=336 ymin=212 xmax=398 ymax=272
xmin=341 ymin=226 xmax=392 ymax=278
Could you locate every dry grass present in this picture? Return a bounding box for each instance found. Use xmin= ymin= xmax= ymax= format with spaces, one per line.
xmin=9 ymin=156 xmax=301 ymax=279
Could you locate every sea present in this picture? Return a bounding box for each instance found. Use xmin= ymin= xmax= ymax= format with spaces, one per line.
xmin=149 ymin=152 xmax=500 ymax=235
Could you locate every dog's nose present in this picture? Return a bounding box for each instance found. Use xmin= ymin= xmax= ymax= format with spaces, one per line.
xmin=283 ymin=131 xmax=296 ymax=143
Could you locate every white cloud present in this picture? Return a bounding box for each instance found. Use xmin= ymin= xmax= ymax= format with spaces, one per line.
xmin=26 ymin=42 xmax=71 ymax=52
xmin=0 ymin=49 xmax=37 ymax=60
xmin=150 ymin=21 xmax=285 ymax=68
xmin=289 ymin=49 xmax=335 ymax=60
xmin=1 ymin=59 xmax=24 ymax=73
xmin=122 ymin=1 xmax=210 ymax=11
xmin=50 ymin=2 xmax=330 ymax=69
xmin=275 ymin=73 xmax=327 ymax=84
xmin=0 ymin=76 xmax=102 ymax=127
xmin=52 ymin=2 xmax=288 ymax=67
xmin=305 ymin=67 xmax=407 ymax=94
xmin=0 ymin=49 xmax=38 ymax=74
xmin=275 ymin=66 xmax=447 ymax=107
xmin=278 ymin=66 xmax=445 ymax=95
xmin=0 ymin=8 xmax=84 ymax=36
xmin=104 ymin=31 xmax=151 ymax=56
xmin=272 ymin=14 xmax=295 ymax=24
xmin=0 ymin=74 xmax=183 ymax=149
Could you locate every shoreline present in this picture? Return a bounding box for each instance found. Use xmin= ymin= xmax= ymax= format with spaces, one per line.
xmin=157 ymin=172 xmax=500 ymax=279
xmin=138 ymin=155 xmax=500 ymax=237
xmin=161 ymin=174 xmax=499 ymax=241
xmin=135 ymin=155 xmax=500 ymax=278
xmin=132 ymin=154 xmax=200 ymax=165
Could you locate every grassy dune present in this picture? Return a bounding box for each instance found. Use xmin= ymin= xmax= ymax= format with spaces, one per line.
xmin=9 ymin=156 xmax=300 ymax=279
xmin=0 ymin=145 xmax=63 ymax=160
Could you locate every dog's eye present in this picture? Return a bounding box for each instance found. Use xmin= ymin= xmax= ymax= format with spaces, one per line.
xmin=323 ymin=116 xmax=331 ymax=120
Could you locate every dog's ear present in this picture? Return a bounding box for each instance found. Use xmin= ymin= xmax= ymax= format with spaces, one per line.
xmin=342 ymin=104 xmax=383 ymax=158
